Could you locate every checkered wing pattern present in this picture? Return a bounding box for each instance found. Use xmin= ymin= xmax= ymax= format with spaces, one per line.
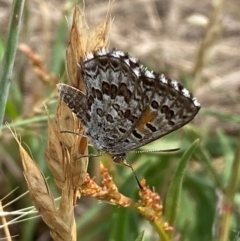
xmin=57 ymin=48 xmax=200 ymax=157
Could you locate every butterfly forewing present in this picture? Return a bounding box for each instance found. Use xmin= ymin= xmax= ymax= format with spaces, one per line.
xmin=57 ymin=48 xmax=200 ymax=156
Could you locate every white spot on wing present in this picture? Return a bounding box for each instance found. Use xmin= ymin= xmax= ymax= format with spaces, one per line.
xmin=129 ymin=57 xmax=138 ymax=63
xmin=132 ymin=68 xmax=140 ymax=77
xmin=124 ymin=58 xmax=130 ymax=65
xmin=160 ymin=74 xmax=168 ymax=84
xmin=192 ymin=97 xmax=201 ymax=107
xmin=97 ymin=48 xmax=107 ymax=56
xmin=182 ymin=88 xmax=191 ymax=98
xmin=111 ymin=50 xmax=125 ymax=58
xmin=144 ymin=70 xmax=154 ymax=78
xmin=84 ymin=52 xmax=94 ymax=60
xmin=171 ymin=80 xmax=179 ymax=91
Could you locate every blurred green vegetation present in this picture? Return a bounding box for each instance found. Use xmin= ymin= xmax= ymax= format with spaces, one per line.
xmin=1 ymin=1 xmax=240 ymax=241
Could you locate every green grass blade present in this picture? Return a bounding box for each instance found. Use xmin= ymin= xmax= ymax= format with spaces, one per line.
xmin=0 ymin=0 xmax=25 ymax=132
xmin=135 ymin=230 xmax=145 ymax=241
xmin=165 ymin=139 xmax=199 ymax=229
xmin=1 ymin=115 xmax=53 ymax=131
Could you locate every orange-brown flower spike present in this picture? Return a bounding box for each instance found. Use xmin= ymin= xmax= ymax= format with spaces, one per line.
xmin=79 ymin=164 xmax=133 ymax=207
xmin=137 ymin=183 xmax=173 ymax=233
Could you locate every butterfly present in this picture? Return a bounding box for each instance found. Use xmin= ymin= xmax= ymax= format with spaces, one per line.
xmin=57 ymin=48 xmax=200 ymax=164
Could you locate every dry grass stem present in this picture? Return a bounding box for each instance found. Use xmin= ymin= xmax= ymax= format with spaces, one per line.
xmin=52 ymin=3 xmax=112 ymax=197
xmin=0 ymin=201 xmax=12 ymax=241
xmin=192 ymin=0 xmax=224 ymax=89
xmin=18 ymin=44 xmax=59 ymax=87
xmin=9 ymin=4 xmax=112 ymax=240
xmin=10 ymin=130 xmax=73 ymax=241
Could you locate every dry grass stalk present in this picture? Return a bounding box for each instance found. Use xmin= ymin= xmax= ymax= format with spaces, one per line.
xmin=9 ymin=5 xmax=111 ymax=241
xmin=10 ymin=130 xmax=72 ymax=241
xmin=45 ymin=4 xmax=111 ymax=240
xmin=192 ymin=0 xmax=224 ymax=89
xmin=18 ymin=44 xmax=59 ymax=87
xmin=52 ymin=3 xmax=111 ymax=196
xmin=0 ymin=201 xmax=12 ymax=241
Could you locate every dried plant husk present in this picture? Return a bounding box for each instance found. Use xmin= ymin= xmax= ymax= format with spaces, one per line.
xmin=48 ymin=4 xmax=111 ymax=200
xmin=11 ymin=4 xmax=111 ymax=241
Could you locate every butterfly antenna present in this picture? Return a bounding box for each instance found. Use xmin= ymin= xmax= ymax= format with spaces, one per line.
xmin=130 ymin=148 xmax=180 ymax=155
xmin=122 ymin=160 xmax=143 ymax=190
